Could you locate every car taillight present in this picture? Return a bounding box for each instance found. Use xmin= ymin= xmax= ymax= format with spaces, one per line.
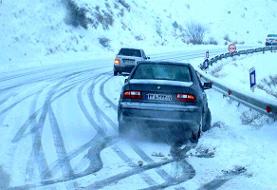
xmin=176 ymin=93 xmax=196 ymax=102
xmin=123 ymin=90 xmax=142 ymax=99
xmin=114 ymin=58 xmax=121 ymax=65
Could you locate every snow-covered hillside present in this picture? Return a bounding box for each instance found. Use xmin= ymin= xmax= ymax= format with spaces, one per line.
xmin=1 ymin=0 xmax=277 ymax=68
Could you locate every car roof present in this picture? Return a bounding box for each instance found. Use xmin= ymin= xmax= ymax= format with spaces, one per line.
xmin=120 ymin=47 xmax=142 ymax=51
xmin=267 ymin=34 xmax=277 ymax=37
xmin=137 ymin=61 xmax=191 ymax=67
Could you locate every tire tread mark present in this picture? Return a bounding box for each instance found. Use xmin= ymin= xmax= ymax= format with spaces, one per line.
xmin=11 ymin=73 xmax=94 ymax=143
xmin=85 ymin=73 xmax=157 ymax=186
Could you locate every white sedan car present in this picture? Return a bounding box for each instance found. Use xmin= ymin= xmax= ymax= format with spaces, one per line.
xmin=265 ymin=34 xmax=277 ymax=46
xmin=113 ymin=48 xmax=150 ymax=76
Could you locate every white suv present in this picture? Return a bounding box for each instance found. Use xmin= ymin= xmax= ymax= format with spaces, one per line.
xmin=265 ymin=34 xmax=277 ymax=46
xmin=113 ymin=48 xmax=150 ymax=76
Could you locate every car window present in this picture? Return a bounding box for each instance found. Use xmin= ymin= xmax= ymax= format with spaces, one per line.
xmin=131 ymin=63 xmax=192 ymax=82
xmin=118 ymin=49 xmax=142 ymax=57
xmin=141 ymin=50 xmax=146 ymax=58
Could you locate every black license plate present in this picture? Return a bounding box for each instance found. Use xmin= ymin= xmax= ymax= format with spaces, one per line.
xmin=146 ymin=93 xmax=173 ymax=101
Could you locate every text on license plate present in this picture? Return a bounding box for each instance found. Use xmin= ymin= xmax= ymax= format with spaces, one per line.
xmin=124 ymin=60 xmax=135 ymax=64
xmin=146 ymin=94 xmax=173 ymax=101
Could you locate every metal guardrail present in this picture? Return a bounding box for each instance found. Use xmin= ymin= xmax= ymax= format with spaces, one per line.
xmin=198 ymin=46 xmax=277 ymax=119
xmin=201 ymin=46 xmax=277 ymax=69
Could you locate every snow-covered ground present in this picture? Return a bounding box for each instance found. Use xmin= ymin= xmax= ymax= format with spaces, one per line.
xmin=0 ymin=51 xmax=276 ymax=190
xmin=1 ymin=0 xmax=277 ymax=189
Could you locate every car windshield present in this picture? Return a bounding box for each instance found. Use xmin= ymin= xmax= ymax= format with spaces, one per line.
xmin=118 ymin=49 xmax=141 ymax=57
xmin=131 ymin=63 xmax=192 ymax=82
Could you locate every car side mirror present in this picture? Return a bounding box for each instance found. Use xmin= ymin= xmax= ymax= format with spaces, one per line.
xmin=203 ymin=82 xmax=212 ymax=90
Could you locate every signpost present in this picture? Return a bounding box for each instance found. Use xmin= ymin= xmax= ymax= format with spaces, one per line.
xmin=202 ymin=50 xmax=209 ymax=69
xmin=205 ymin=50 xmax=209 ymax=59
xmin=249 ymin=67 xmax=256 ymax=92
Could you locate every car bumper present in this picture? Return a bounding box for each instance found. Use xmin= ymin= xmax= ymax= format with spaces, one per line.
xmin=118 ymin=102 xmax=202 ymax=133
xmin=114 ymin=65 xmax=135 ymax=73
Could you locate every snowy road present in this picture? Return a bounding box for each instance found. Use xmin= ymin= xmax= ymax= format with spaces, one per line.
xmin=1 ymin=48 xmax=277 ymax=190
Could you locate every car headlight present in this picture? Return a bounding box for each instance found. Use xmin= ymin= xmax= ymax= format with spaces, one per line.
xmin=114 ymin=58 xmax=121 ymax=65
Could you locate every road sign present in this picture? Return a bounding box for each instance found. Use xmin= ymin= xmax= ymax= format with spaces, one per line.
xmin=228 ymin=43 xmax=237 ymax=53
xmin=249 ymin=67 xmax=256 ymax=91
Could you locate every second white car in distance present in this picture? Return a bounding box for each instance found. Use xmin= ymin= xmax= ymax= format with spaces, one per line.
xmin=113 ymin=48 xmax=150 ymax=76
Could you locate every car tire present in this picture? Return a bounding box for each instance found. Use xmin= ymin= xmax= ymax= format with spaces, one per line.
xmin=202 ymin=109 xmax=211 ymax=132
xmin=190 ymin=126 xmax=201 ymax=143
xmin=190 ymin=115 xmax=203 ymax=143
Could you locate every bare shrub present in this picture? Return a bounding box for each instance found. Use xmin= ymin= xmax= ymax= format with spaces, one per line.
xmin=172 ymin=21 xmax=179 ymax=29
xmin=64 ymin=1 xmax=114 ymax=30
xmin=93 ymin=10 xmax=114 ymax=30
xmin=240 ymin=110 xmax=271 ymax=127
xmin=207 ymin=37 xmax=218 ymax=45
xmin=257 ymin=75 xmax=277 ymax=98
xmin=117 ymin=0 xmax=130 ymax=11
xmin=65 ymin=0 xmax=89 ymax=29
xmin=185 ymin=22 xmax=206 ymax=44
xmin=224 ymin=34 xmax=231 ymax=42
xmin=98 ymin=37 xmax=111 ymax=48
xmin=135 ymin=35 xmax=144 ymax=41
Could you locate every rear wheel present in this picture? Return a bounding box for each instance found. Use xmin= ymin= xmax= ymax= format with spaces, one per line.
xmin=203 ymin=109 xmax=211 ymax=132
xmin=190 ymin=115 xmax=203 ymax=143
xmin=190 ymin=127 xmax=201 ymax=143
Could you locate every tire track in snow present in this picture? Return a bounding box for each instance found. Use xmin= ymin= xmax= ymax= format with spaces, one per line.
xmin=11 ymin=70 xmax=95 ymax=143
xmin=17 ymin=71 xmax=155 ymax=187
xmin=76 ymin=72 xmax=157 ymax=186
xmin=7 ymin=69 xmax=97 ymax=188
xmin=33 ymin=70 xmax=97 ymax=183
xmin=85 ymin=158 xmax=175 ymax=189
xmin=25 ymin=73 xmax=81 ymax=182
xmin=25 ymin=90 xmax=52 ymax=183
xmin=197 ymin=166 xmax=247 ymax=190
xmin=85 ymin=73 xmax=161 ymax=186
